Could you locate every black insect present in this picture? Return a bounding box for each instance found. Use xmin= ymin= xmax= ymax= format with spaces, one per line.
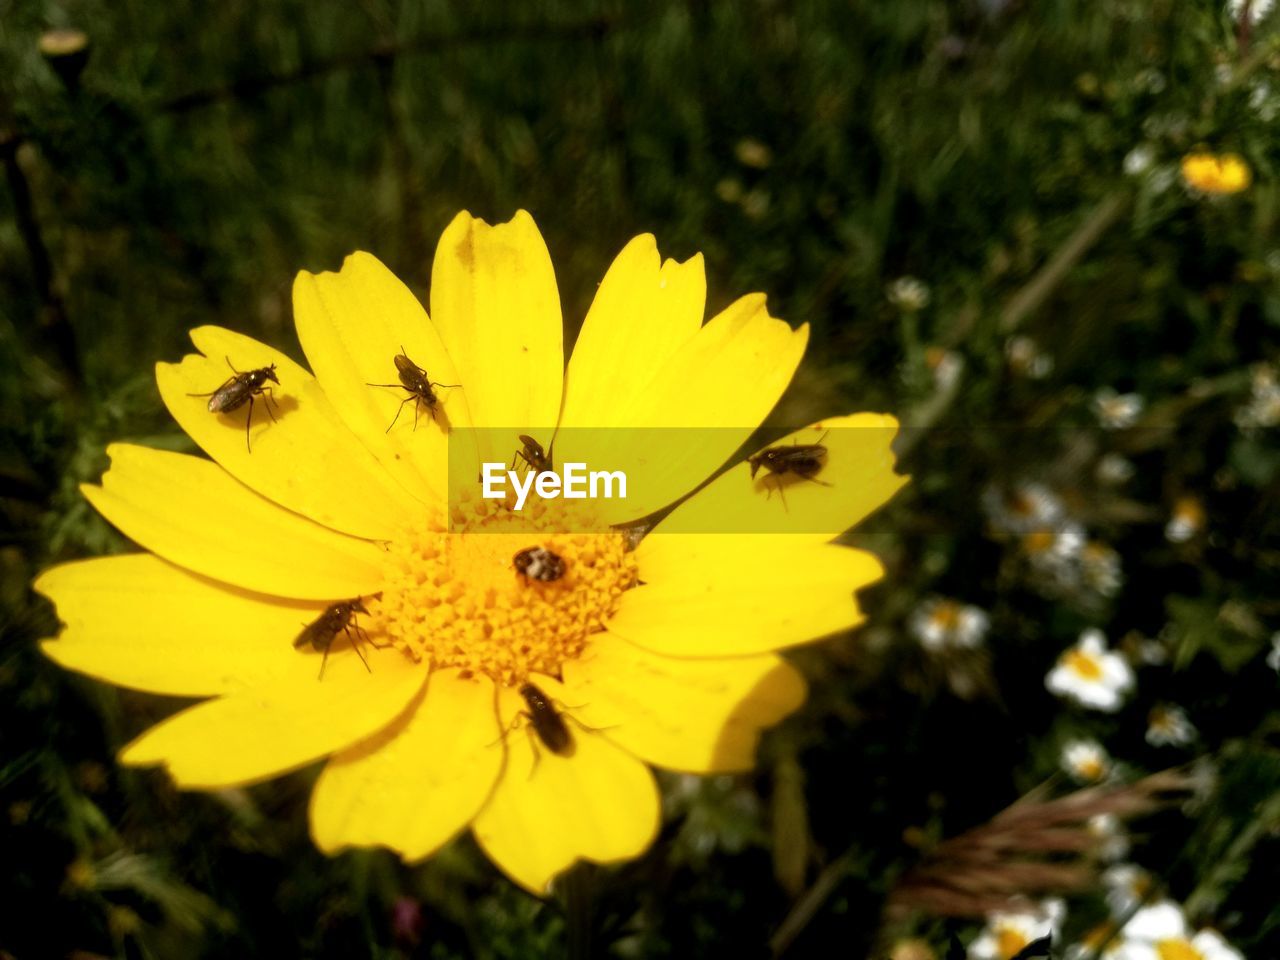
xmin=518 ymin=682 xmax=575 ymax=758
xmin=511 ymin=434 xmax=554 ymax=475
xmin=188 ymin=358 xmax=280 ymax=452
xmin=293 ymin=598 xmax=382 ymax=680
xmin=366 ymin=347 xmax=458 ymax=432
xmin=513 ymin=546 xmax=566 ymax=583
xmin=747 ymin=431 xmax=831 ymax=506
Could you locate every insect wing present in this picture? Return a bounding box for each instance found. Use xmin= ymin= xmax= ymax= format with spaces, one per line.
xmin=207 ymin=377 xmax=249 ymax=413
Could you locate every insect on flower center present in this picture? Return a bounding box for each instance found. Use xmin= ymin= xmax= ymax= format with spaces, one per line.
xmin=1063 ymin=648 xmax=1104 ymax=681
xmin=369 ymin=493 xmax=636 ymax=686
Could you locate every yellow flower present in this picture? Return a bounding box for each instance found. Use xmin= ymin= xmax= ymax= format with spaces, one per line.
xmin=35 ymin=211 xmax=907 ymax=894
xmin=1180 ymin=152 xmax=1252 ymax=194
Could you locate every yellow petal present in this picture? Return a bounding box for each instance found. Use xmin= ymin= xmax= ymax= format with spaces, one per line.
xmin=559 ymin=234 xmax=705 ymax=429
xmin=652 ymin=413 xmax=909 ymax=535
xmin=119 ymin=648 xmax=426 ymax=788
xmin=562 ymin=635 xmax=805 ymax=773
xmin=156 ymin=326 xmax=415 ymax=540
xmin=610 ymin=536 xmax=884 ymax=656
xmin=35 ymin=554 xmax=327 ymax=696
xmin=556 ymin=294 xmax=808 ymax=523
xmin=429 ymin=211 xmax=564 ymax=466
xmin=81 ymin=444 xmax=384 ymax=600
xmin=293 ymin=253 xmax=470 ymax=509
xmin=310 ymin=669 xmax=503 ymax=861
xmin=472 ymin=682 xmax=659 ymax=894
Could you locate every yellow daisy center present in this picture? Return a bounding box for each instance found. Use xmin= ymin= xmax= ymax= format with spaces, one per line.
xmin=996 ymin=929 xmax=1030 ymax=959
xmin=1157 ymin=941 xmax=1203 ymax=960
xmin=368 ymin=493 xmax=636 ymax=686
xmin=1022 ymin=530 xmax=1054 ymax=553
xmin=930 ymin=601 xmax=962 ymax=630
xmin=1078 ymin=756 xmax=1104 ymax=780
xmin=1064 ymin=648 xmax=1104 ymax=680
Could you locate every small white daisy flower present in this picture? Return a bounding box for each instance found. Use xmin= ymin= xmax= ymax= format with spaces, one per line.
xmin=1266 ymin=631 xmax=1280 ymax=672
xmin=969 ymin=899 xmax=1065 ymax=960
xmin=1093 ymin=388 xmax=1145 ymax=429
xmin=983 ymin=483 xmax=1066 ymax=536
xmin=1235 ymin=364 xmax=1280 ymax=430
xmin=1137 ymin=636 xmax=1169 ymax=666
xmin=887 ymin=276 xmax=931 ymax=312
xmin=909 ymin=597 xmax=990 ymax=651
xmin=1165 ymin=496 xmax=1206 ymax=544
xmin=924 ymin=346 xmax=964 ymax=391
xmin=1022 ymin=521 xmax=1086 ymax=575
xmin=1046 ymin=629 xmax=1135 ymax=712
xmin=1228 ymin=0 xmax=1276 ymax=26
xmin=1088 ymin=814 xmax=1130 ymax=862
xmin=1116 ymin=900 xmax=1244 ymax=960
xmin=1146 ymin=704 xmax=1196 ymax=747
xmin=1005 ymin=336 xmax=1053 ymax=378
xmin=1080 ymin=540 xmax=1123 ymax=597
xmin=1103 ymin=864 xmax=1156 ymax=918
xmin=1062 ymin=738 xmax=1111 ymax=783
xmin=1096 ymin=453 xmax=1136 ymax=486
xmin=1123 ymin=144 xmax=1156 ymax=176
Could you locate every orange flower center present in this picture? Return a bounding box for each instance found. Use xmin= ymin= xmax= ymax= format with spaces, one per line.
xmin=930 ymin=601 xmax=962 ymax=630
xmin=1078 ymin=756 xmax=1104 ymax=780
xmin=996 ymin=929 xmax=1030 ymax=960
xmin=1157 ymin=940 xmax=1203 ymax=960
xmin=1063 ymin=648 xmax=1104 ymax=680
xmin=370 ymin=495 xmax=636 ymax=685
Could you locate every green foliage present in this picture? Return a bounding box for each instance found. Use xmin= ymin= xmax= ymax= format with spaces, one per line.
xmin=2 ymin=0 xmax=1279 ymax=957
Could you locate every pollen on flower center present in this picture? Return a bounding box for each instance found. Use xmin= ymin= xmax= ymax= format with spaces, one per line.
xmin=368 ymin=491 xmax=637 ymax=685
xmin=1063 ymin=648 xmax=1103 ymax=680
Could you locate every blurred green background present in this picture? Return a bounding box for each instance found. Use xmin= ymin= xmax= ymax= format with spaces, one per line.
xmin=2 ymin=1 xmax=1279 ymax=957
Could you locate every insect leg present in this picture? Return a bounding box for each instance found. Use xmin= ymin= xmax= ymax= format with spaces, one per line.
xmin=411 ymin=396 xmax=422 ymax=431
xmin=225 ymin=356 xmax=242 ymax=375
xmin=774 ymin=476 xmax=789 ymax=512
xmin=244 ymin=395 xmax=255 ymax=453
xmin=262 ymin=387 xmax=280 ymax=422
xmin=346 ymin=625 xmax=372 ymax=673
xmin=317 ymin=643 xmax=331 ymax=681
xmin=354 ymin=618 xmax=391 ymax=650
xmin=486 ymin=710 xmax=528 ymax=748
xmin=385 ymin=395 xmax=413 ymax=433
